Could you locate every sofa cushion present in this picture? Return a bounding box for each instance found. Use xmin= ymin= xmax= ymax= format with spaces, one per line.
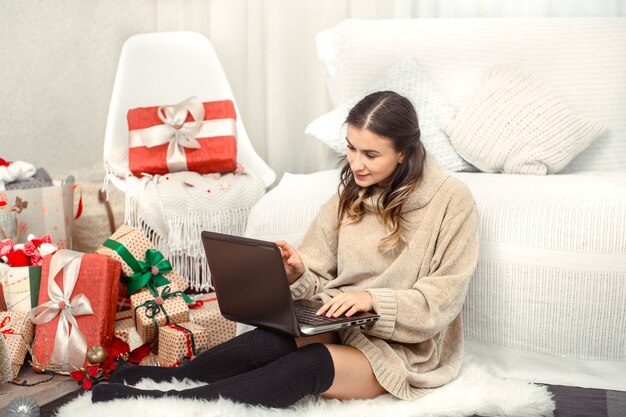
xmin=441 ymin=65 xmax=606 ymax=174
xmin=306 ymin=58 xmax=473 ymax=172
xmin=315 ymin=18 xmax=626 ymax=172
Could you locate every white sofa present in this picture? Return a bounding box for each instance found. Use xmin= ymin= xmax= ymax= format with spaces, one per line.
xmin=244 ymin=18 xmax=626 ymax=391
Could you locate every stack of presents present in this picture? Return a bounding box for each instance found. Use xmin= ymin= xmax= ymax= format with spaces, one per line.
xmin=0 ymin=96 xmax=242 ymax=387
xmin=1 ymin=224 xmax=236 ymax=386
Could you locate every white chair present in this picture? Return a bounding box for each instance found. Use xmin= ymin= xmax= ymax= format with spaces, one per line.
xmin=103 ymin=31 xmax=275 ymax=189
xmin=103 ymin=32 xmax=275 ymax=290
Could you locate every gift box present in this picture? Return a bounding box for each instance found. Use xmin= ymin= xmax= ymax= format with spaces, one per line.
xmin=114 ymin=312 xmax=145 ymax=351
xmin=188 ymin=294 xmax=236 ymax=347
xmin=131 ymin=284 xmax=191 ymax=343
xmin=1 ymin=311 xmax=36 ymax=380
xmin=158 ymin=322 xmax=210 ymax=367
xmin=28 ymin=250 xmax=121 ymax=373
xmin=97 ymin=225 xmax=188 ymax=296
xmin=128 ymin=97 xmax=237 ymax=176
xmin=0 ymin=265 xmax=41 ymax=312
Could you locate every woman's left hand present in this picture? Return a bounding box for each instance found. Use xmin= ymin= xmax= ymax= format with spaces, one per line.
xmin=316 ymin=292 xmax=374 ymax=318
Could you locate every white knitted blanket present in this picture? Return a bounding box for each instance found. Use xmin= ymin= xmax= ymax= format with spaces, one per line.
xmin=121 ymin=169 xmax=265 ymax=290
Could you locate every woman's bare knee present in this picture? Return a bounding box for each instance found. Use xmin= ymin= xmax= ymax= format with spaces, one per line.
xmin=322 ymin=344 xmax=386 ymax=400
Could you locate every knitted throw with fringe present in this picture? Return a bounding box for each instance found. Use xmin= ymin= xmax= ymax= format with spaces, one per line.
xmin=120 ymin=169 xmax=265 ymax=291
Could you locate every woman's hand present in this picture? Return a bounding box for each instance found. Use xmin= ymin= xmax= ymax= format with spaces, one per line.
xmin=317 ymin=292 xmax=374 ymax=318
xmin=275 ymin=240 xmax=304 ymax=284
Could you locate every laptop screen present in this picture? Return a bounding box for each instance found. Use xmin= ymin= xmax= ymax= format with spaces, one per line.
xmin=202 ymin=232 xmax=297 ymax=327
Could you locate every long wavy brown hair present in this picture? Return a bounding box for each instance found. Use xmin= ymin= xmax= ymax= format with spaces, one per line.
xmin=337 ymin=91 xmax=426 ymax=253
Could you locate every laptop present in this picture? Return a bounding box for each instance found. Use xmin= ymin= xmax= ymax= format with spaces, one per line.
xmin=201 ymin=231 xmax=380 ymax=336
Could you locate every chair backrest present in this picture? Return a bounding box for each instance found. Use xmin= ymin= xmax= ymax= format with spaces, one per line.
xmin=316 ymin=18 xmax=626 ymax=173
xmin=104 ymin=32 xmax=275 ymax=189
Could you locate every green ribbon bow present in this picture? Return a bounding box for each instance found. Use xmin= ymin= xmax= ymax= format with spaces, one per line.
xmin=133 ymin=285 xmax=193 ymax=340
xmin=103 ymin=239 xmax=172 ymax=296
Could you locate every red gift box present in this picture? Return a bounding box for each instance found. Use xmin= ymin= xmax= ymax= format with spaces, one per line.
xmin=128 ymin=97 xmax=237 ymax=176
xmin=28 ymin=250 xmax=121 ymax=373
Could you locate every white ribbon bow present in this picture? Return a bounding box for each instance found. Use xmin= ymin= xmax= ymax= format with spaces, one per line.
xmin=135 ymin=96 xmax=205 ymax=172
xmin=28 ymin=250 xmax=93 ymax=371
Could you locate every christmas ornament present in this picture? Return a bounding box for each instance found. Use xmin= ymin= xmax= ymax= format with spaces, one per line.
xmin=86 ymin=345 xmax=108 ymax=364
xmin=6 ymin=396 xmax=40 ymax=417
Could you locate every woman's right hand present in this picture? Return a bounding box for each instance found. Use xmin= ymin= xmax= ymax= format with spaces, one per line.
xmin=275 ymin=240 xmax=305 ymax=284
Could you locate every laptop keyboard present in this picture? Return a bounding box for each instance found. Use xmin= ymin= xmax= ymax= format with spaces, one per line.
xmin=294 ymin=304 xmax=348 ymax=326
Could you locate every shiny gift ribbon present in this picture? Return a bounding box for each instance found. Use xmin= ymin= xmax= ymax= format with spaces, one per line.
xmin=28 ymin=250 xmax=93 ymax=372
xmin=130 ymin=96 xmax=205 ymax=172
xmin=103 ymin=239 xmax=172 ymax=296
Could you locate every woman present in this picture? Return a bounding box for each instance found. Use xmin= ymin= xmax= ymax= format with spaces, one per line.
xmin=93 ymin=91 xmax=479 ymax=406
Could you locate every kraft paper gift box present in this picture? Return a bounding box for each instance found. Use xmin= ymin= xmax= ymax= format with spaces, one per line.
xmin=0 ymin=265 xmax=42 ymax=312
xmin=97 ymin=225 xmax=188 ymax=296
xmin=131 ymin=284 xmax=191 ymax=343
xmin=127 ymin=97 xmax=238 ymax=176
xmin=28 ymin=251 xmax=121 ymax=373
xmin=0 ymin=311 xmax=35 ymax=380
xmin=188 ymin=294 xmax=236 ymax=347
xmin=158 ymin=322 xmax=210 ymax=367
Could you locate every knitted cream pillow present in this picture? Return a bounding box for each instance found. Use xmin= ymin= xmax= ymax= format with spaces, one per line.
xmin=306 ymin=58 xmax=474 ymax=172
xmin=441 ymin=66 xmax=606 ymax=174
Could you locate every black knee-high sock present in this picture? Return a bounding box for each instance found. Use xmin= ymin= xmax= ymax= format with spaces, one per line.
xmin=109 ymin=328 xmax=296 ymax=385
xmin=93 ymin=343 xmax=334 ymax=408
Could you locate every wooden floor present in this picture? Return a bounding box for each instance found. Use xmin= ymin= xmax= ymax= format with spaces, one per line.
xmin=0 ymin=365 xmax=80 ymax=411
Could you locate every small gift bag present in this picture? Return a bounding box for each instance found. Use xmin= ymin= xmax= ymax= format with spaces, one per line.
xmin=188 ymin=294 xmax=236 ymax=348
xmin=0 ymin=311 xmax=35 ymax=380
xmin=0 ymin=265 xmax=42 ymax=312
xmin=128 ymin=97 xmax=238 ymax=176
xmin=158 ymin=322 xmax=210 ymax=367
xmin=28 ymin=250 xmax=121 ymax=373
xmin=97 ymin=225 xmax=188 ymax=297
xmin=131 ymin=284 xmax=191 ymax=343
xmin=4 ymin=176 xmax=77 ymax=248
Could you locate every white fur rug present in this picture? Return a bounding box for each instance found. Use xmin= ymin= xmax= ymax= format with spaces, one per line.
xmin=55 ymin=355 xmax=555 ymax=417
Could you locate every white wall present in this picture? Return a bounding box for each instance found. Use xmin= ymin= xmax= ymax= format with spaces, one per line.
xmin=0 ymin=0 xmax=157 ymax=179
xmin=1 ymin=0 xmax=624 ymax=181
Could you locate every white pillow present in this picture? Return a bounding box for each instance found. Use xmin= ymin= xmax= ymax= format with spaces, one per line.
xmin=244 ymin=169 xmax=340 ymax=247
xmin=441 ymin=65 xmax=606 ymax=175
xmin=306 ymin=58 xmax=474 ymax=172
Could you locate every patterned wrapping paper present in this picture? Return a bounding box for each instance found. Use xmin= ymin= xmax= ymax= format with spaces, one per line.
xmin=0 ymin=311 xmax=35 ymax=380
xmin=131 ymin=284 xmax=190 ymax=343
xmin=30 ymin=252 xmax=121 ymax=372
xmin=96 ymin=225 xmax=188 ymax=295
xmin=188 ymin=294 xmax=236 ymax=348
xmin=0 ymin=265 xmax=42 ymax=312
xmin=158 ymin=322 xmax=210 ymax=367
xmin=127 ymin=98 xmax=238 ymax=176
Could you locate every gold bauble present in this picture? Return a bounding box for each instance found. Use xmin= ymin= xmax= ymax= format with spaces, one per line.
xmin=86 ymin=346 xmax=108 ymax=364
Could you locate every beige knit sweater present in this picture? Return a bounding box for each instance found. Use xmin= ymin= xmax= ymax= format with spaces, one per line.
xmin=290 ymin=154 xmax=479 ymax=400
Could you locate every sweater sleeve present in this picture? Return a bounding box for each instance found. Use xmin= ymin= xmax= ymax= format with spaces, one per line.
xmin=289 ymin=195 xmax=339 ymax=300
xmin=365 ymin=190 xmax=479 ymax=342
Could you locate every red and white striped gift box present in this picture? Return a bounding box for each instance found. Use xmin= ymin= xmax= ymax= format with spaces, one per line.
xmin=127 ymin=97 xmax=237 ymax=176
